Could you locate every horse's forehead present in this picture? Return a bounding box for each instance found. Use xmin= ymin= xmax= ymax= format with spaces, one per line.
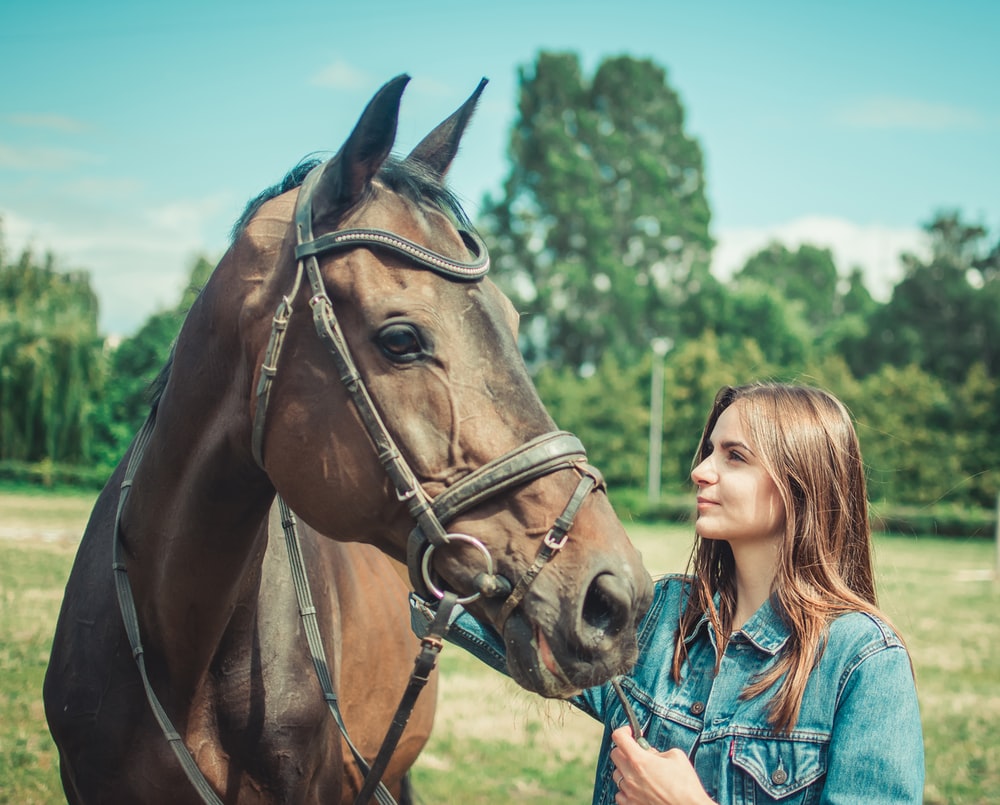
xmin=346 ymin=186 xmax=468 ymax=259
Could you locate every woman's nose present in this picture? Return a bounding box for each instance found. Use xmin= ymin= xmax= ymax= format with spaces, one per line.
xmin=691 ymin=456 xmax=714 ymax=486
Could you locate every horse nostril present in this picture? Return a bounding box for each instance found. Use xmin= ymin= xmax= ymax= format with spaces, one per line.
xmin=581 ymin=572 xmax=630 ymax=639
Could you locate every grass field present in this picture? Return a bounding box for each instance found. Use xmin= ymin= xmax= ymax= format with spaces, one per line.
xmin=1 ymin=490 xmax=997 ymax=803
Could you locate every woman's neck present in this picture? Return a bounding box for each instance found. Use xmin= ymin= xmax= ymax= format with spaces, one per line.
xmin=729 ymin=538 xmax=780 ymax=631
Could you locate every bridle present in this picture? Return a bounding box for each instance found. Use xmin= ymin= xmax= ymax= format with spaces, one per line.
xmin=252 ymin=160 xmax=605 ymax=619
xmin=112 ymin=160 xmax=606 ymax=805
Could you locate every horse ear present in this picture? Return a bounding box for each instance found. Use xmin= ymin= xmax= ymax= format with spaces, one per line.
xmin=312 ymin=74 xmax=411 ymax=221
xmin=405 ymin=78 xmax=488 ymax=180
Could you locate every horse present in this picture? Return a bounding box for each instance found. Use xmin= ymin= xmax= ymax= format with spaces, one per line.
xmin=44 ymin=74 xmax=654 ymax=804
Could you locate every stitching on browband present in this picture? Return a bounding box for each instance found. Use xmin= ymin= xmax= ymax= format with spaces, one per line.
xmin=296 ymin=228 xmax=490 ymax=281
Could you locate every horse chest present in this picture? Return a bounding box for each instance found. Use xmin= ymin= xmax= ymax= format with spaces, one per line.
xmin=207 ymin=616 xmax=340 ymax=765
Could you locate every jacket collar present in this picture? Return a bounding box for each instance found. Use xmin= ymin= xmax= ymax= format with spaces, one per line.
xmin=684 ymin=595 xmax=791 ymax=656
xmin=736 ymin=596 xmax=791 ymax=655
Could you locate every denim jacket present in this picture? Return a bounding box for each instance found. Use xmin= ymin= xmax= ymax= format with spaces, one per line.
xmin=411 ymin=575 xmax=924 ymax=804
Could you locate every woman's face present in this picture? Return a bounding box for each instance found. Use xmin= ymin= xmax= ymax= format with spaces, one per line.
xmin=691 ymin=402 xmax=786 ymax=547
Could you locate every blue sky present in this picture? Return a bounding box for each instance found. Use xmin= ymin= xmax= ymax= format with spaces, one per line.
xmin=2 ymin=0 xmax=998 ymax=335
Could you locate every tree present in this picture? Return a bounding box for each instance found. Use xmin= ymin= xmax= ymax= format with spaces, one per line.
xmin=482 ymin=52 xmax=714 ymax=370
xmin=91 ymin=256 xmax=215 ymax=465
xmin=713 ymin=280 xmax=814 ymax=370
xmin=660 ymin=332 xmax=777 ymax=490
xmin=735 ymin=242 xmax=840 ymax=331
xmin=951 ymin=363 xmax=1000 ymax=507
xmin=853 ymin=211 xmax=999 ymax=382
xmin=851 ymin=363 xmax=964 ymax=505
xmin=534 ymin=356 xmax=648 ymax=488
xmin=0 ymin=233 xmax=106 ymax=464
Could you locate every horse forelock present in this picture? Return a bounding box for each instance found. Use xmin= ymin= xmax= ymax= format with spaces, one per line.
xmin=375 ymin=157 xmax=473 ymax=230
xmin=231 ymin=154 xmax=474 ymax=245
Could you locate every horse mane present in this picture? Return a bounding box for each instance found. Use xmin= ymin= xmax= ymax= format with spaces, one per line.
xmin=230 ymin=154 xmax=474 ymax=242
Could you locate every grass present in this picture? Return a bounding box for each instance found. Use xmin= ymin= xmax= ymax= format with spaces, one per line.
xmin=1 ymin=492 xmax=997 ymax=803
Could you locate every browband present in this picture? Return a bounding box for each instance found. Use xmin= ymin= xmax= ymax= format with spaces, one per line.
xmin=295 ymin=227 xmax=490 ymax=281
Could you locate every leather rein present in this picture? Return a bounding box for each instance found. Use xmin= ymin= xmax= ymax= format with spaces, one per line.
xmin=112 ymin=161 xmax=605 ymax=805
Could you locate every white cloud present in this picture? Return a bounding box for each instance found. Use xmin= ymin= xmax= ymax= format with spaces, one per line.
xmin=310 ymin=60 xmax=373 ymax=91
xmin=834 ymin=97 xmax=988 ymax=130
xmin=712 ymin=216 xmax=931 ymax=300
xmin=6 ymin=113 xmax=92 ymax=133
xmin=0 ymin=141 xmax=100 ymax=171
xmin=1 ymin=196 xmax=232 ymax=337
xmin=309 ymin=64 xmax=458 ymax=100
xmin=143 ymin=194 xmax=233 ymax=235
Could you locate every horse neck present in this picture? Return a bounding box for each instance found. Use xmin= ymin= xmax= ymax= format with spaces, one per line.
xmin=121 ymin=281 xmax=275 ymax=695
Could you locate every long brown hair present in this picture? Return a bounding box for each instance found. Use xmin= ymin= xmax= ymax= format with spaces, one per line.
xmin=671 ymin=382 xmax=893 ymax=733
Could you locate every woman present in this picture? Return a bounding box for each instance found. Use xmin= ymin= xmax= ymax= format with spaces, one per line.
xmin=412 ymin=382 xmax=924 ymax=803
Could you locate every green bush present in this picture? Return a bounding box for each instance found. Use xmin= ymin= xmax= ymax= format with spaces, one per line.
xmin=0 ymin=459 xmax=108 ymax=490
xmin=871 ymin=501 xmax=996 ymax=539
xmin=610 ymin=486 xmax=996 ymax=540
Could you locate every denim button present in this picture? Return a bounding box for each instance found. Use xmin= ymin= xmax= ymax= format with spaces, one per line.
xmin=690 ymin=701 xmax=705 ymax=715
xmin=771 ymin=768 xmax=788 ymax=785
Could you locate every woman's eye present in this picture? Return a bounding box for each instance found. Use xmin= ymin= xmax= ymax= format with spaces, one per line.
xmin=728 ymin=450 xmax=745 ymax=463
xmin=377 ymin=323 xmax=426 ymax=362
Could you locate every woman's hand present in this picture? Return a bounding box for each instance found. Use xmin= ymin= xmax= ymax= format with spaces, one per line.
xmin=609 ymin=726 xmax=717 ymax=805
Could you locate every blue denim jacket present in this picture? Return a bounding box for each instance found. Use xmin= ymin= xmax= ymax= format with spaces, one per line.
xmin=411 ymin=575 xmax=924 ymax=804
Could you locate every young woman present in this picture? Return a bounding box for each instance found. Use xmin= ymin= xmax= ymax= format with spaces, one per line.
xmin=412 ymin=382 xmax=925 ymax=804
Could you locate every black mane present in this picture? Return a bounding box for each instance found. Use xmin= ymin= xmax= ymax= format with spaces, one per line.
xmin=230 ymin=155 xmax=474 ymax=243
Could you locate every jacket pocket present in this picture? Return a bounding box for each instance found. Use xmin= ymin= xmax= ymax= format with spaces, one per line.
xmin=731 ymin=735 xmax=827 ymax=803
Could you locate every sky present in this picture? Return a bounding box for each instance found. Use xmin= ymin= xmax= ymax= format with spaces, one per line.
xmin=2 ymin=0 xmax=998 ymax=337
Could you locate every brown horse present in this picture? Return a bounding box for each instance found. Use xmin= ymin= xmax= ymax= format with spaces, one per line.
xmin=44 ymin=75 xmax=653 ymax=804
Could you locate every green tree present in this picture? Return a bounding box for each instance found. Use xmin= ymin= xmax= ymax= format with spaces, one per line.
xmin=735 ymin=242 xmax=840 ymax=331
xmin=851 ymin=363 xmax=963 ymax=505
xmin=0 ymin=234 xmax=106 ymax=464
xmin=660 ymin=332 xmax=777 ymax=490
xmin=854 ymin=211 xmax=998 ymax=383
xmin=482 ymin=51 xmax=714 ymax=370
xmin=951 ymin=363 xmax=1000 ymax=507
xmin=91 ymin=255 xmax=214 ymax=465
xmin=534 ymin=356 xmax=648 ymax=487
xmin=714 ymin=280 xmax=814 ymax=370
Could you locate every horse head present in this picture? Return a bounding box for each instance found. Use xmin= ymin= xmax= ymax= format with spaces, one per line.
xmin=239 ymin=75 xmax=653 ymax=697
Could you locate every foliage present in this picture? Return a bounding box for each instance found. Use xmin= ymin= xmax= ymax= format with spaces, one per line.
xmin=483 ymin=51 xmax=713 ymax=370
xmin=850 ymin=364 xmax=964 ymax=505
xmin=852 ymin=211 xmax=1000 ymax=382
xmin=0 ymin=240 xmax=106 ymax=466
xmin=735 ymin=242 xmax=840 ymax=331
xmin=949 ymin=363 xmax=1000 ymax=508
xmin=89 ymin=256 xmax=214 ymax=467
xmin=534 ymin=356 xmax=648 ymax=487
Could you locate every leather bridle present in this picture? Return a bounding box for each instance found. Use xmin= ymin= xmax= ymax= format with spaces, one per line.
xmin=252 ymin=160 xmax=606 ymax=617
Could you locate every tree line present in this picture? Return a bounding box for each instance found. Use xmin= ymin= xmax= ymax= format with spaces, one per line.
xmin=1 ymin=51 xmax=997 ymax=523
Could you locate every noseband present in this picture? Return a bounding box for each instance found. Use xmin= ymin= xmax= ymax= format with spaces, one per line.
xmin=252 ymin=161 xmax=605 ymax=614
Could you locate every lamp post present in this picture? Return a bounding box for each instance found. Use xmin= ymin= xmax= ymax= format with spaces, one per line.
xmin=647 ymin=337 xmax=673 ymax=505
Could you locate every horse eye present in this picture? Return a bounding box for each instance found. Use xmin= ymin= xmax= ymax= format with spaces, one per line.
xmin=377 ymin=322 xmax=427 ymax=362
